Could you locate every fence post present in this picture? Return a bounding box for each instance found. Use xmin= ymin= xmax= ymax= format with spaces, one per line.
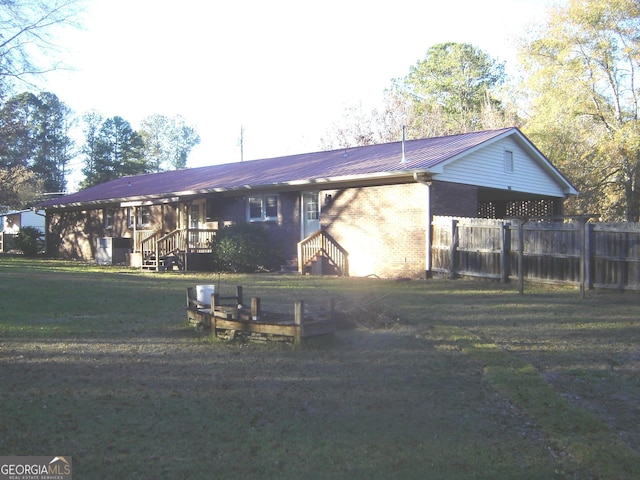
xmin=501 ymin=222 xmax=511 ymax=283
xmin=449 ymin=219 xmax=458 ymax=280
xmin=518 ymin=220 xmax=524 ymax=294
xmin=294 ymin=300 xmax=304 ymax=344
xmin=587 ymin=222 xmax=595 ymax=290
xmin=582 ymin=221 xmax=594 ymax=297
xmin=251 ymin=297 xmax=261 ymax=321
xmin=236 ymin=286 xmax=244 ymax=307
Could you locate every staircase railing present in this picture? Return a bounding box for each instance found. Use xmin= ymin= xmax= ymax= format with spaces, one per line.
xmin=139 ymin=228 xmax=217 ymax=270
xmin=134 ymin=229 xmax=156 ymax=253
xmin=139 ymin=229 xmax=184 ymax=270
xmin=297 ymin=228 xmax=349 ymax=276
xmin=157 ymin=228 xmax=187 ymax=257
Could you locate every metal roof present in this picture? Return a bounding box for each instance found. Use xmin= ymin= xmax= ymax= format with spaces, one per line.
xmin=41 ymin=127 xmax=571 ymax=209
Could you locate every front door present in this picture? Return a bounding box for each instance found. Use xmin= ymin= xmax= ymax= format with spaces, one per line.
xmin=302 ymin=192 xmax=320 ymax=238
xmin=189 ymin=202 xmax=203 ymax=249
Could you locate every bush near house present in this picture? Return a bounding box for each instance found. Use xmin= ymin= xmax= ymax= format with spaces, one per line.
xmin=15 ymin=226 xmax=43 ymax=256
xmin=210 ymin=222 xmax=283 ymax=273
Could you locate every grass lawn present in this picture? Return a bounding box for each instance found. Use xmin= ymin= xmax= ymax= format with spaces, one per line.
xmin=0 ymin=256 xmax=639 ymax=479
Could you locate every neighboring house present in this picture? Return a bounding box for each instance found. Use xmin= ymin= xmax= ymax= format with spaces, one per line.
xmin=40 ymin=127 xmax=577 ymax=278
xmin=0 ymin=209 xmax=46 ymax=253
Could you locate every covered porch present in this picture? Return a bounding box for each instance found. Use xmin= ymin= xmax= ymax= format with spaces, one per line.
xmin=130 ymin=227 xmax=216 ymax=271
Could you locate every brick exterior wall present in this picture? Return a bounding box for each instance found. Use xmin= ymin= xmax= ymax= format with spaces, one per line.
xmin=321 ymin=183 xmax=429 ymax=279
xmin=46 ymin=181 xmax=490 ymax=275
xmin=212 ymin=192 xmax=301 ymax=265
xmin=430 ymin=181 xmax=479 ymax=217
xmin=47 ymin=204 xmax=173 ymax=262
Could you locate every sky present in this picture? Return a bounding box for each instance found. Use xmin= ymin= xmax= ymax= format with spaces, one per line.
xmin=38 ymin=0 xmax=558 ymax=191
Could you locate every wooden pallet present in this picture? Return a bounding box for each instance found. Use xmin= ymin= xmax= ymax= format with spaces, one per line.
xmin=186 ymin=286 xmax=336 ymax=344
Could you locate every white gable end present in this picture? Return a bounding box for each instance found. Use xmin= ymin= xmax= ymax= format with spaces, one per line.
xmin=430 ymin=136 xmax=570 ymax=198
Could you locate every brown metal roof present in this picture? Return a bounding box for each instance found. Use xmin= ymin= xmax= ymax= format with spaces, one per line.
xmin=41 ymin=128 xmax=530 ymax=208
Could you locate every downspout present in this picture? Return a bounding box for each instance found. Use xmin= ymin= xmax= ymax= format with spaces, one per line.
xmin=413 ymin=172 xmax=433 ymax=278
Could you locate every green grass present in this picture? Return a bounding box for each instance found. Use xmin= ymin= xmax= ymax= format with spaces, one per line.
xmin=1 ymin=256 xmax=639 ymax=478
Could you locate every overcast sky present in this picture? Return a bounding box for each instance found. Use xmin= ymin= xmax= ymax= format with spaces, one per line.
xmin=39 ymin=0 xmax=558 ymax=189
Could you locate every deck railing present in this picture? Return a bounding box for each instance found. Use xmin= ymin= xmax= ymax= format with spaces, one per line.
xmin=297 ymin=228 xmax=349 ymax=276
xmin=134 ymin=229 xmax=156 ymax=253
xmin=187 ymin=229 xmax=217 ymax=253
xmin=139 ymin=228 xmax=217 ymax=269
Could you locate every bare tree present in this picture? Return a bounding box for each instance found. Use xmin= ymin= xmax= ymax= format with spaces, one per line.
xmin=0 ymin=0 xmax=84 ymax=95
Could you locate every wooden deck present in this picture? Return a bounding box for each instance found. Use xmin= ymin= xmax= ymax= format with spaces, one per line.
xmin=186 ymin=286 xmax=336 ymax=343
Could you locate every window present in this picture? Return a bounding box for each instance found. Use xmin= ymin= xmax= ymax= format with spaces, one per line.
xmin=306 ymin=195 xmax=319 ymax=221
xmin=104 ymin=208 xmax=115 ymax=229
xmin=190 ymin=203 xmax=200 ymax=229
xmin=504 ymin=150 xmax=514 ymax=173
xmin=128 ymin=206 xmax=152 ymax=227
xmin=247 ymin=194 xmax=278 ymax=221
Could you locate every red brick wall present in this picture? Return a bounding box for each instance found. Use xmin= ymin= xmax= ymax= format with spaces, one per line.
xmin=47 ymin=204 xmax=171 ymax=262
xmin=430 ymin=181 xmax=479 ymax=217
xmin=321 ymin=183 xmax=428 ymax=278
xmin=214 ymin=193 xmax=301 ymax=263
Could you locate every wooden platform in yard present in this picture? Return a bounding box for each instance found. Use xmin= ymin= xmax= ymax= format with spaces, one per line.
xmin=186 ymin=286 xmax=336 ymax=344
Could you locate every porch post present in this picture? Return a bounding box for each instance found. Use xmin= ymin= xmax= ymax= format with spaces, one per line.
xmin=425 ymin=181 xmax=432 ymax=278
xmin=184 ymin=202 xmax=190 ymax=271
xmin=133 ymin=206 xmax=138 ymax=252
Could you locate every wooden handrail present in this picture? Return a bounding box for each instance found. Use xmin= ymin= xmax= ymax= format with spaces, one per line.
xmin=297 ymin=228 xmax=349 ymax=276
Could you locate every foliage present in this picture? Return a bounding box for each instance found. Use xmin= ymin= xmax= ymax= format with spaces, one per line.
xmin=79 ymin=110 xmax=102 ymax=188
xmin=80 ymin=115 xmax=146 ymax=187
xmin=210 ymin=222 xmax=282 ymax=273
xmin=0 ymin=164 xmax=42 ymax=209
xmin=520 ymin=0 xmax=640 ymax=221
xmin=322 ymin=42 xmax=516 ymax=149
xmin=0 ymin=91 xmax=73 ymax=192
xmin=395 ymin=42 xmax=507 ymax=133
xmin=15 ymin=225 xmax=42 ymax=255
xmin=0 ymin=0 xmax=84 ymax=96
xmin=139 ymin=114 xmax=200 ymax=171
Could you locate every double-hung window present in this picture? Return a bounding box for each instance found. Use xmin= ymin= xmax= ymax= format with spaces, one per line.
xmin=247 ymin=194 xmax=278 ymax=221
xmin=128 ymin=206 xmax=152 ymax=227
xmin=104 ymin=208 xmax=115 ymax=229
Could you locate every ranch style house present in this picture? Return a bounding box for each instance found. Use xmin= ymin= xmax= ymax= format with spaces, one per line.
xmin=40 ymin=127 xmax=578 ymax=278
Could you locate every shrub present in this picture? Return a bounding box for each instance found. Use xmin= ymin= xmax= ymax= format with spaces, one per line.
xmin=211 ymin=223 xmax=283 ymax=273
xmin=15 ymin=226 xmax=43 ymax=256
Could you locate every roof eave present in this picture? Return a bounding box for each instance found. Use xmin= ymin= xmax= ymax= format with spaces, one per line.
xmin=43 ymin=170 xmax=425 ymax=210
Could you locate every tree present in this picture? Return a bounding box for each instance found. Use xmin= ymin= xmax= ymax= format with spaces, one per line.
xmin=32 ymin=92 xmax=74 ymax=192
xmin=0 ymin=0 xmax=84 ymax=97
xmin=393 ymin=42 xmax=508 ymax=134
xmin=520 ymin=0 xmax=640 ymax=221
xmin=0 ymin=91 xmax=73 ymax=197
xmin=82 ymin=116 xmax=145 ymax=187
xmin=321 ymin=42 xmax=513 ymax=149
xmin=80 ymin=110 xmax=103 ymax=187
xmin=0 ymin=164 xmax=42 ymax=209
xmin=139 ymin=114 xmax=200 ymax=171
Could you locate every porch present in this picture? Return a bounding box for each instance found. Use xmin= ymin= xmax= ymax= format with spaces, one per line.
xmin=131 ymin=226 xmax=349 ymax=276
xmin=133 ymin=228 xmax=217 ymax=271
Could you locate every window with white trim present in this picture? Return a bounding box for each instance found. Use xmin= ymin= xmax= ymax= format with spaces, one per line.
xmin=128 ymin=206 xmax=152 ymax=227
xmin=247 ymin=194 xmax=278 ymax=221
xmin=504 ymin=150 xmax=514 ymax=173
xmin=104 ymin=208 xmax=115 ymax=229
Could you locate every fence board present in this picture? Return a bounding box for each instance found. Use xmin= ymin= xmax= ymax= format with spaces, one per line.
xmin=431 ymin=216 xmax=640 ymax=291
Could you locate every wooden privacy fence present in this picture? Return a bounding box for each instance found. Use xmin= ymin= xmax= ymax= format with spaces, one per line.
xmin=431 ymin=216 xmax=640 ymax=291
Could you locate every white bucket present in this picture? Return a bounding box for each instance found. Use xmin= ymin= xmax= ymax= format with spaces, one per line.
xmin=196 ymin=285 xmax=216 ymax=304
